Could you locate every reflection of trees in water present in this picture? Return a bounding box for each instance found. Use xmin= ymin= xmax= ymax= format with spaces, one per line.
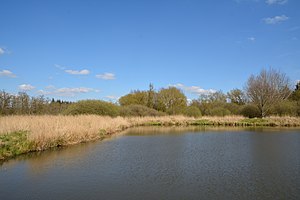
xmin=1 ymin=142 xmax=99 ymax=178
xmin=122 ymin=126 xmax=288 ymax=136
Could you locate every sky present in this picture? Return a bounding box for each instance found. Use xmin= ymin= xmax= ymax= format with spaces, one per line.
xmin=0 ymin=0 xmax=299 ymax=102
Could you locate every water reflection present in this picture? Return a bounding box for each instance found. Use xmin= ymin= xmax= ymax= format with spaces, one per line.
xmin=0 ymin=127 xmax=299 ymax=200
xmin=1 ymin=141 xmax=100 ymax=178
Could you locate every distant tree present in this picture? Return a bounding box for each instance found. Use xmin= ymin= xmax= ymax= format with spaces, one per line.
xmin=288 ymin=81 xmax=300 ymax=116
xmin=17 ymin=92 xmax=30 ymax=114
xmin=289 ymin=81 xmax=300 ymax=101
xmin=157 ymin=87 xmax=187 ymax=115
xmin=198 ymin=91 xmax=226 ymax=103
xmin=0 ymin=90 xmax=12 ymax=115
xmin=227 ymin=89 xmax=246 ymax=105
xmin=147 ymin=83 xmax=156 ymax=109
xmin=119 ymin=90 xmax=148 ymax=106
xmin=194 ymin=91 xmax=228 ymax=116
xmin=245 ymin=68 xmax=291 ymax=117
xmin=31 ymin=95 xmax=48 ymax=114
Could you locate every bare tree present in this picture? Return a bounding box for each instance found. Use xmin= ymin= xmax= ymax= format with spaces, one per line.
xmin=227 ymin=89 xmax=246 ymax=105
xmin=0 ymin=90 xmax=12 ymax=115
xmin=245 ymin=68 xmax=291 ymax=117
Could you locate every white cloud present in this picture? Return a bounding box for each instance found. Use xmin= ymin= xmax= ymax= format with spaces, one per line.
xmin=172 ymin=83 xmax=216 ymax=95
xmin=65 ymin=69 xmax=90 ymax=75
xmin=37 ymin=86 xmax=99 ymax=97
xmin=19 ymin=84 xmax=35 ymax=91
xmin=0 ymin=69 xmax=17 ymax=78
xmin=37 ymin=90 xmax=52 ymax=95
xmin=0 ymin=48 xmax=4 ymax=55
xmin=266 ymin=0 xmax=288 ymax=5
xmin=263 ymin=15 xmax=289 ymax=24
xmin=55 ymin=64 xmax=90 ymax=75
xmin=56 ymin=87 xmax=92 ymax=95
xmin=96 ymin=73 xmax=116 ymax=80
xmin=45 ymin=85 xmax=55 ymax=89
xmin=105 ymin=95 xmax=119 ymax=101
xmin=248 ymin=37 xmax=255 ymax=41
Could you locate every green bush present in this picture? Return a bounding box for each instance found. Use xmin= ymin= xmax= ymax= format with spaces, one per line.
xmin=0 ymin=131 xmax=33 ymax=159
xmin=210 ymin=107 xmax=231 ymax=116
xmin=184 ymin=106 xmax=202 ymax=117
xmin=271 ymin=101 xmax=298 ymax=116
xmin=240 ymin=104 xmax=261 ymax=118
xmin=225 ymin=103 xmax=242 ymax=115
xmin=120 ymin=104 xmax=165 ymax=117
xmin=63 ymin=100 xmax=120 ymax=116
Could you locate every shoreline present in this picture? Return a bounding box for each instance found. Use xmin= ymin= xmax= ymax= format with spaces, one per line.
xmin=1 ymin=115 xmax=300 ymax=162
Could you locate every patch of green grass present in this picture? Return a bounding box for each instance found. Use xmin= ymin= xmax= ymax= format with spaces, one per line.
xmin=189 ymin=119 xmax=213 ymax=126
xmin=0 ymin=131 xmax=34 ymax=160
xmin=98 ymin=129 xmax=107 ymax=136
xmin=240 ymin=118 xmax=268 ymax=123
xmin=239 ymin=118 xmax=271 ymax=126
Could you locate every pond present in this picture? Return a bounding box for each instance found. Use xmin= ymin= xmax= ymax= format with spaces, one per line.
xmin=0 ymin=127 xmax=300 ymax=200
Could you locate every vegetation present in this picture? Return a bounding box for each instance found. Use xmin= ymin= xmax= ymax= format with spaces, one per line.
xmin=240 ymin=104 xmax=261 ymax=118
xmin=1 ymin=68 xmax=299 ymax=161
xmin=0 ymin=91 xmax=71 ymax=115
xmin=184 ymin=106 xmax=202 ymax=117
xmin=227 ymin=89 xmax=246 ymax=105
xmin=120 ymin=104 xmax=165 ymax=117
xmin=119 ymin=90 xmax=148 ymax=107
xmin=245 ymin=68 xmax=291 ymax=117
xmin=1 ymin=115 xmax=300 ymax=161
xmin=156 ymin=87 xmax=187 ymax=114
xmin=0 ymin=131 xmax=33 ymax=160
xmin=1 ymin=68 xmax=299 ymax=118
xmin=63 ymin=100 xmax=119 ymax=116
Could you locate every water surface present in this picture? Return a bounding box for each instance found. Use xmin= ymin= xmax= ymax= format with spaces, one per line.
xmin=1 ymin=127 xmax=300 ymax=200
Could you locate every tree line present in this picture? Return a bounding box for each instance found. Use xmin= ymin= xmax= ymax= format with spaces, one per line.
xmin=0 ymin=91 xmax=71 ymax=115
xmin=1 ymin=68 xmax=299 ymax=118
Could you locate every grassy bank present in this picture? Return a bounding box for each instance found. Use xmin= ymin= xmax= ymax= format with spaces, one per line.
xmin=1 ymin=115 xmax=300 ymax=161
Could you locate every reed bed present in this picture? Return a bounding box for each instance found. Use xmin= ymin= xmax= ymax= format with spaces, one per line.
xmin=0 ymin=115 xmax=130 ymax=149
xmin=1 ymin=115 xmax=300 ymax=161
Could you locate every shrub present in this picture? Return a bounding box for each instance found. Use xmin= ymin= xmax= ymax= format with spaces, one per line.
xmin=120 ymin=104 xmax=165 ymax=117
xmin=184 ymin=106 xmax=202 ymax=117
xmin=225 ymin=103 xmax=242 ymax=115
xmin=270 ymin=101 xmax=298 ymax=116
xmin=63 ymin=100 xmax=120 ymax=116
xmin=210 ymin=107 xmax=231 ymax=116
xmin=240 ymin=104 xmax=261 ymax=118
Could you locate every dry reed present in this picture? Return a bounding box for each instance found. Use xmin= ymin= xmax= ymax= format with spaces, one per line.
xmin=1 ymin=115 xmax=300 ymax=160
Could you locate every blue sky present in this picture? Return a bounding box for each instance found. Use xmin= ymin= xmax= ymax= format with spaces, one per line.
xmin=0 ymin=0 xmax=299 ymax=101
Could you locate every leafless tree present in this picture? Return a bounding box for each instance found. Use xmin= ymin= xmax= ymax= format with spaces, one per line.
xmin=245 ymin=68 xmax=291 ymax=117
xmin=227 ymin=89 xmax=246 ymax=105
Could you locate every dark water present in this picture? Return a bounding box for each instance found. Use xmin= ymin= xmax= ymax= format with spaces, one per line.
xmin=1 ymin=127 xmax=300 ymax=200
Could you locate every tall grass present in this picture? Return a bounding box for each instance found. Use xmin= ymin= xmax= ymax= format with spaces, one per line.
xmin=0 ymin=115 xmax=130 ymax=150
xmin=1 ymin=115 xmax=300 ymax=160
